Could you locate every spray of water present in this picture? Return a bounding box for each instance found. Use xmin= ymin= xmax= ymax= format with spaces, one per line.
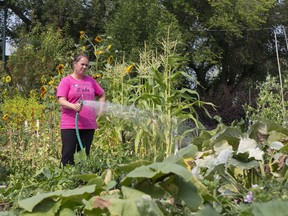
xmin=82 ymin=100 xmax=198 ymax=152
xmin=83 ymin=100 xmax=152 ymax=124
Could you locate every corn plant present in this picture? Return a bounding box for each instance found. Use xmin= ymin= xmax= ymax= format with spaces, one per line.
xmin=129 ymin=38 xmax=211 ymax=159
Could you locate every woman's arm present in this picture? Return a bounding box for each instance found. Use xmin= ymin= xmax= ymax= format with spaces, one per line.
xmin=58 ymin=96 xmax=82 ymax=112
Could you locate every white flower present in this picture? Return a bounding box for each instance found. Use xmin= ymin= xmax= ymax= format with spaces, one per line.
xmin=244 ymin=191 xmax=253 ymax=203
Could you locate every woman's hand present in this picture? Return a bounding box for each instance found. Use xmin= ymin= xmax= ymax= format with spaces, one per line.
xmin=74 ymin=102 xmax=83 ymax=112
xmin=58 ymin=97 xmax=82 ymax=112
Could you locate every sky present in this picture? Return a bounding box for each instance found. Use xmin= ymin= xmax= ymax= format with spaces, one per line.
xmin=4 ymin=10 xmax=17 ymax=56
xmin=6 ymin=40 xmax=13 ymax=55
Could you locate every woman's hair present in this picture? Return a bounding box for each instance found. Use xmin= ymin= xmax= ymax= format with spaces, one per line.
xmin=73 ymin=53 xmax=89 ymax=63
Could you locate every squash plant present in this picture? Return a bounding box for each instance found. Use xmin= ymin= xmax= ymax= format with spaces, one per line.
xmin=13 ymin=119 xmax=288 ymax=215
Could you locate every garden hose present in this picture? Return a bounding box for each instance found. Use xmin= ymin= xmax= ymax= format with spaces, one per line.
xmin=75 ymin=100 xmax=84 ymax=150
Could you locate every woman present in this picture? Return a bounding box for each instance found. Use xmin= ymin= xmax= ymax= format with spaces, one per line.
xmin=56 ymin=53 xmax=105 ymax=165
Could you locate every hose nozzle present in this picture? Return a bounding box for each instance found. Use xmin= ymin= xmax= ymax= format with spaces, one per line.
xmin=77 ymin=100 xmax=83 ymax=113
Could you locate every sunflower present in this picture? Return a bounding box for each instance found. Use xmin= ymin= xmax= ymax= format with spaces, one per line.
xmin=107 ymin=55 xmax=113 ymax=64
xmin=92 ymin=74 xmax=101 ymax=79
xmin=40 ymin=85 xmax=47 ymax=93
xmin=94 ymin=50 xmax=104 ymax=56
xmin=95 ymin=36 xmax=103 ymax=43
xmin=48 ymin=77 xmax=54 ymax=86
xmin=81 ymin=46 xmax=86 ymax=51
xmin=107 ymin=44 xmax=112 ymax=51
xmin=80 ymin=31 xmax=85 ymax=39
xmin=57 ymin=64 xmax=65 ymax=75
xmin=5 ymin=75 xmax=11 ymax=83
xmin=2 ymin=114 xmax=9 ymax=121
xmin=40 ymin=91 xmax=47 ymax=98
xmin=125 ymin=64 xmax=134 ymax=73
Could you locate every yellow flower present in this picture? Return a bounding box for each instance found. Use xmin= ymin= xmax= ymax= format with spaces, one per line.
xmin=125 ymin=64 xmax=134 ymax=73
xmin=48 ymin=77 xmax=54 ymax=86
xmin=2 ymin=114 xmax=9 ymax=121
xmin=40 ymin=85 xmax=47 ymax=93
xmin=40 ymin=86 xmax=47 ymax=98
xmin=5 ymin=75 xmax=11 ymax=83
xmin=95 ymin=36 xmax=103 ymax=43
xmin=107 ymin=44 xmax=112 ymax=50
xmin=94 ymin=50 xmax=104 ymax=56
xmin=40 ymin=91 xmax=47 ymax=98
xmin=81 ymin=46 xmax=86 ymax=51
xmin=107 ymin=55 xmax=113 ymax=64
xmin=57 ymin=64 xmax=65 ymax=75
xmin=183 ymin=158 xmax=194 ymax=170
xmin=92 ymin=74 xmax=101 ymax=79
xmin=80 ymin=31 xmax=85 ymax=39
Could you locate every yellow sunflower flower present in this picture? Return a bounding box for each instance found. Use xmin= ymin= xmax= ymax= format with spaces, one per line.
xmin=107 ymin=55 xmax=113 ymax=64
xmin=94 ymin=50 xmax=104 ymax=56
xmin=107 ymin=44 xmax=112 ymax=50
xmin=5 ymin=75 xmax=11 ymax=83
xmin=80 ymin=31 xmax=85 ymax=39
xmin=95 ymin=36 xmax=103 ymax=43
xmin=48 ymin=77 xmax=54 ymax=86
xmin=40 ymin=92 xmax=47 ymax=98
xmin=2 ymin=114 xmax=9 ymax=121
xmin=81 ymin=46 xmax=86 ymax=51
xmin=57 ymin=64 xmax=65 ymax=75
xmin=125 ymin=64 xmax=134 ymax=73
xmin=40 ymin=85 xmax=47 ymax=93
xmin=92 ymin=74 xmax=101 ymax=79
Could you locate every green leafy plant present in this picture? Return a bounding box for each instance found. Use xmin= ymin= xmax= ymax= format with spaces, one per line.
xmin=245 ymin=75 xmax=288 ymax=126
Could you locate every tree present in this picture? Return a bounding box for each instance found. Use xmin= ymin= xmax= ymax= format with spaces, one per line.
xmin=161 ymin=0 xmax=277 ymax=125
xmin=7 ymin=24 xmax=74 ymax=94
xmin=1 ymin=0 xmax=118 ymax=42
xmin=104 ymin=0 xmax=182 ymax=62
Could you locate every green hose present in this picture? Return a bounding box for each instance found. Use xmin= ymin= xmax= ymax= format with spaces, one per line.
xmin=75 ymin=102 xmax=84 ymax=150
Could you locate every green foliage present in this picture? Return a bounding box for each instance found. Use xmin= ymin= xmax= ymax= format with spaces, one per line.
xmin=14 ymin=144 xmax=208 ymax=215
xmin=2 ymin=3 xmax=288 ymax=214
xmin=245 ymin=75 xmax=288 ymax=126
xmin=128 ymin=38 xmax=211 ymax=158
xmin=105 ymin=0 xmax=182 ymax=61
xmin=7 ymin=23 xmax=73 ymax=95
xmin=88 ymin=35 xmax=211 ymax=160
xmin=3 ymin=112 xmax=288 ymax=215
xmin=0 ymin=93 xmax=46 ymax=152
xmin=192 ymin=119 xmax=288 ymax=215
xmin=208 ymin=0 xmax=274 ymax=37
xmin=0 ymin=144 xmax=136 ymax=212
xmin=13 ymin=119 xmax=288 ymax=215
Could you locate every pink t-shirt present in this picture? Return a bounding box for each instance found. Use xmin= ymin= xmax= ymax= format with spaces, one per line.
xmin=56 ymin=75 xmax=104 ymax=129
